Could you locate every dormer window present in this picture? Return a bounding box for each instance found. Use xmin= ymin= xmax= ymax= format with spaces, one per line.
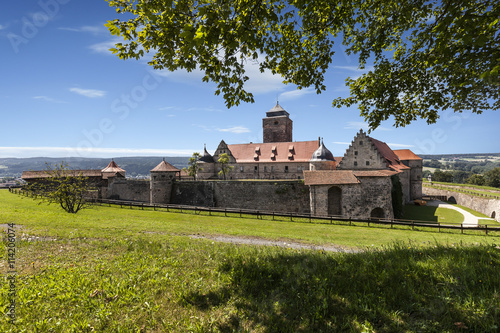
xmin=272 ymin=145 xmax=277 ymax=153
xmin=255 ymin=146 xmax=260 ymax=154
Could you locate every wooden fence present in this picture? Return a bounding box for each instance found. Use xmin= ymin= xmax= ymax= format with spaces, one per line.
xmin=10 ymin=188 xmax=500 ymax=236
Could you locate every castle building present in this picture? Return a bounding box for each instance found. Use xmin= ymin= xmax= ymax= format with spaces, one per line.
xmin=197 ymin=103 xmax=335 ymax=180
xmin=197 ymin=102 xmax=423 ymax=219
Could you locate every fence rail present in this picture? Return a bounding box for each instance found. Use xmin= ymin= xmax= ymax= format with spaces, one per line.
xmin=10 ymin=188 xmax=500 ymax=235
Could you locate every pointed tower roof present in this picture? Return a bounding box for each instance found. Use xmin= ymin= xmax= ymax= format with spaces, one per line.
xmin=101 ymin=160 xmax=125 ymax=173
xmin=101 ymin=159 xmax=126 ymax=179
xmin=151 ymin=159 xmax=180 ymax=172
xmin=199 ymin=144 xmax=215 ymax=163
xmin=310 ymin=139 xmax=335 ymax=161
xmin=266 ymin=102 xmax=289 ymax=117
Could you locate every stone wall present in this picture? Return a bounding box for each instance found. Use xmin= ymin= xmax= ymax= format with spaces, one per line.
xmin=172 ymin=180 xmax=310 ymax=213
xmin=423 ymin=186 xmax=500 ymax=222
xmin=309 ymin=176 xmax=393 ymax=219
xmin=107 ymin=179 xmax=150 ymax=202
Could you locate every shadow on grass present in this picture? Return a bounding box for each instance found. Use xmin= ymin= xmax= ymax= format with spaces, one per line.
xmin=403 ymin=204 xmax=439 ymax=222
xmin=182 ymin=243 xmax=500 ymax=332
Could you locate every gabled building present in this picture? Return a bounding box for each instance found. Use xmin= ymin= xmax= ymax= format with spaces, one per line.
xmin=304 ymin=129 xmax=423 ymax=219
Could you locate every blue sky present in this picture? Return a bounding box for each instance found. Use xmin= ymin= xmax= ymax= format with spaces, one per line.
xmin=1 ymin=0 xmax=498 ymax=159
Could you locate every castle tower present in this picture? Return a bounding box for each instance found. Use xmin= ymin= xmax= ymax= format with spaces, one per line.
xmin=309 ymin=139 xmax=336 ymax=171
xmin=263 ymin=102 xmax=293 ymax=143
xmin=150 ymin=159 xmax=180 ymax=204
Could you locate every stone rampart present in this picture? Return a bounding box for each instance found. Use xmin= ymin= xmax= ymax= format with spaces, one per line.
xmin=172 ymin=180 xmax=310 ymax=213
xmin=107 ymin=179 xmax=150 ymax=202
xmin=107 ymin=179 xmax=310 ymax=214
xmin=424 ymin=186 xmax=500 ymax=221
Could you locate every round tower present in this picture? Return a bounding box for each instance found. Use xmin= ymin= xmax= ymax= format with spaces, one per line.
xmin=150 ymin=159 xmax=180 ymax=204
xmin=309 ymin=139 xmax=336 ymax=171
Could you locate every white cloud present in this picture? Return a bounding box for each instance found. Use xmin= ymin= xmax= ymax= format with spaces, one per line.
xmin=33 ymin=96 xmax=65 ymax=103
xmin=388 ymin=143 xmax=415 ymax=148
xmin=69 ymin=88 xmax=106 ymax=98
xmin=186 ymin=107 xmax=223 ymax=113
xmin=89 ymin=38 xmax=122 ymax=55
xmin=0 ymin=147 xmax=194 ymax=158
xmin=279 ymin=88 xmax=315 ymax=101
xmin=332 ymin=141 xmax=351 ymax=145
xmin=217 ymin=126 xmax=251 ymax=134
xmin=332 ymin=65 xmax=375 ymax=73
xmin=59 ymin=25 xmax=106 ymax=35
xmin=344 ymin=121 xmax=370 ymax=131
xmin=0 ymin=24 xmax=5 ymax=30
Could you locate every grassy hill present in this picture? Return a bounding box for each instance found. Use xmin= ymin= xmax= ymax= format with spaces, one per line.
xmin=2 ymin=190 xmax=500 ymax=332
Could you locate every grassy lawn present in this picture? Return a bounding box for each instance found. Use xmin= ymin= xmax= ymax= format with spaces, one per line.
xmin=2 ymin=191 xmax=500 ymax=332
xmin=402 ymin=204 xmax=465 ymax=225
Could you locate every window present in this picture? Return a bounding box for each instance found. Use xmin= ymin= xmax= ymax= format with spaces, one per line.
xmin=354 ymin=161 xmax=358 ymax=166
xmin=285 ymin=166 xmax=289 ymax=173
xmin=366 ymin=161 xmax=370 ymax=166
xmin=359 ymin=141 xmax=363 ymax=145
xmin=240 ymin=166 xmax=244 ymax=172
xmin=264 ymin=166 xmax=267 ymax=172
xmin=254 ymin=166 xmax=258 ymax=172
xmin=271 ymin=166 xmax=274 ymax=172
xmin=354 ymin=151 xmax=358 ymax=156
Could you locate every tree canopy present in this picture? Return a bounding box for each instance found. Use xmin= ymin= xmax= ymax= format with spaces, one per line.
xmin=105 ymin=0 xmax=499 ymax=129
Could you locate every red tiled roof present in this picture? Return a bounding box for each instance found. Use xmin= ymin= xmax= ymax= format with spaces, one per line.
xmin=368 ymin=137 xmax=410 ymax=172
xmin=304 ymin=170 xmax=361 ymax=185
xmin=228 ymin=140 xmax=320 ymax=163
xmin=353 ymin=170 xmax=398 ymax=177
xmin=101 ymin=160 xmax=125 ymax=173
xmin=22 ymin=170 xmax=102 ymax=180
xmin=151 ymin=160 xmax=180 ymax=172
xmin=393 ymin=149 xmax=422 ymax=161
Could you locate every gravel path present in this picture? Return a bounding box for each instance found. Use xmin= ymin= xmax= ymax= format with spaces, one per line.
xmin=426 ymin=200 xmax=494 ymax=226
xmin=189 ymin=234 xmax=361 ymax=253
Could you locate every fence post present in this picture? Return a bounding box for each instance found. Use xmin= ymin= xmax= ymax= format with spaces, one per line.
xmin=438 ymin=223 xmax=440 ymax=233
xmin=461 ymin=224 xmax=463 ymax=234
xmin=141 ymin=203 xmax=144 ymax=210
xmin=485 ymin=225 xmax=488 ymax=235
xmin=330 ymin=216 xmax=332 ymax=224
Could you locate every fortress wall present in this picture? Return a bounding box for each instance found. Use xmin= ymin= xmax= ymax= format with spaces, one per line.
xmin=171 ymin=181 xmax=215 ymax=207
xmin=107 ymin=179 xmax=150 ymax=202
xmin=172 ymin=180 xmax=310 ymax=213
xmin=424 ymin=186 xmax=500 ymax=222
xmin=310 ymin=177 xmax=393 ymax=219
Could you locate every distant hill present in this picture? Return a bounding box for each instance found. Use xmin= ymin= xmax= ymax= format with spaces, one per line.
xmin=0 ymin=156 xmax=190 ymax=178
xmin=419 ymin=153 xmax=500 ymax=160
